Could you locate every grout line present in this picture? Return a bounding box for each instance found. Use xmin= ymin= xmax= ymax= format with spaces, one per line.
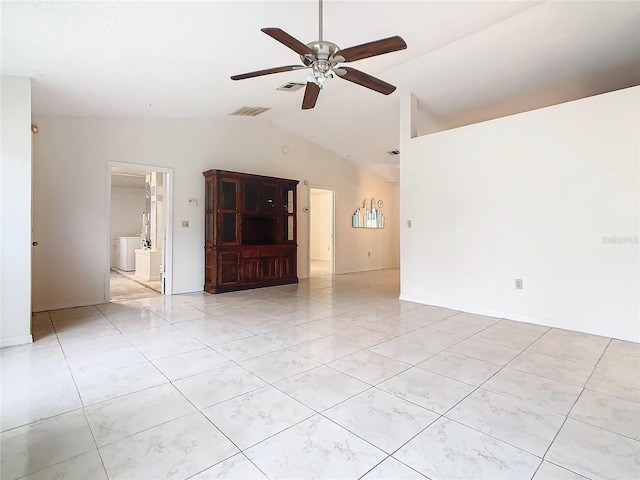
xmin=220 ymin=334 xmax=446 ymax=473
xmin=356 ymin=455 xmax=427 ymax=480
xmin=376 ymin=326 xmax=569 ymax=469
xmin=443 ymin=416 xmax=546 ymax=459
xmin=16 ymin=271 xmax=636 ymax=480
xmin=57 ymin=336 xmax=87 ymax=410
xmin=81 ymin=407 xmax=110 ymax=479
xmin=10 ymin=449 xmax=104 ymax=480
xmin=529 ymin=459 xmax=546 ymax=480
xmin=588 ymin=337 xmax=613 ymax=378
xmin=533 ymin=340 xmax=613 ymax=477
xmin=540 ymin=460 xmax=592 ymax=479
xmin=358 ymin=457 xmax=393 ymax=478
xmin=568 ymin=413 xmax=640 ymax=443
xmin=537 ymin=389 xmax=585 ymax=461
xmin=381 ymin=366 xmax=508 ymax=460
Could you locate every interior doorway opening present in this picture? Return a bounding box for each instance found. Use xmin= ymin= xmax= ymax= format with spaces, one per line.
xmin=107 ymin=163 xmax=173 ymax=302
xmin=309 ymin=187 xmax=335 ymax=277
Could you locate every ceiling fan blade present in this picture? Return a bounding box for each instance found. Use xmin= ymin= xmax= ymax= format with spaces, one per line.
xmin=336 ymin=67 xmax=396 ymax=95
xmin=230 ymin=65 xmax=306 ymax=81
xmin=261 ymin=28 xmax=316 ymax=57
xmin=334 ymin=36 xmax=407 ymax=63
xmin=302 ymin=82 xmax=321 ymax=110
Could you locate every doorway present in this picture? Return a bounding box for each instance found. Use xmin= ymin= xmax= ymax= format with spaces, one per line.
xmin=309 ymin=187 xmax=335 ymax=277
xmin=106 ymin=162 xmax=173 ymax=302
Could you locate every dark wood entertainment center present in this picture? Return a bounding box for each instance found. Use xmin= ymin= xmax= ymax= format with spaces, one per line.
xmin=203 ymin=169 xmax=299 ymax=293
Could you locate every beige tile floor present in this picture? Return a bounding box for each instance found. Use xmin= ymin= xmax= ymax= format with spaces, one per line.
xmin=1 ymin=269 xmax=639 ymax=479
xmin=109 ymin=269 xmax=161 ymax=302
xmin=309 ymin=259 xmax=333 ymax=277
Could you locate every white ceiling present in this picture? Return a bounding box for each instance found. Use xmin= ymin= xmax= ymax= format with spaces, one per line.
xmin=111 ymin=168 xmax=147 ymax=188
xmin=3 ymin=1 xmax=639 ymax=182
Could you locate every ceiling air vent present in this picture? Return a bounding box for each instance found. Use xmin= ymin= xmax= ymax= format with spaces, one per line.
xmin=388 ymin=149 xmax=400 ymax=156
xmin=229 ymin=106 xmax=271 ymax=117
xmin=277 ymin=82 xmax=306 ymax=92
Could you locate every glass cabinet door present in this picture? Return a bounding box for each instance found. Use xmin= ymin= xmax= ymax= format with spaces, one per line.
xmin=243 ymin=181 xmax=260 ymax=213
xmin=281 ymin=187 xmax=295 ymax=242
xmin=220 ymin=213 xmax=237 ymax=243
xmin=206 ymin=181 xmax=214 ymax=210
xmin=220 ymin=179 xmax=238 ymax=210
xmin=205 ymin=179 xmax=215 ymax=244
xmin=219 ymin=178 xmax=240 ymax=245
xmin=287 ymin=188 xmax=295 ymax=241
xmin=206 ymin=213 xmax=214 ymax=243
xmin=261 ymin=183 xmax=279 ymax=214
xmin=287 ymin=216 xmax=294 ymax=241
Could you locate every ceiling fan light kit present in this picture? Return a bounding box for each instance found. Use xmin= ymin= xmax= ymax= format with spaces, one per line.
xmin=230 ymin=0 xmax=407 ymax=110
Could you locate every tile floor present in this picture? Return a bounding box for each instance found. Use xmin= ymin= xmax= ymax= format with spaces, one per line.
xmin=113 ymin=268 xmax=162 ymax=294
xmin=1 ymin=269 xmax=639 ymax=480
xmin=109 ymin=269 xmax=161 ymax=302
xmin=309 ymin=259 xmax=333 ymax=277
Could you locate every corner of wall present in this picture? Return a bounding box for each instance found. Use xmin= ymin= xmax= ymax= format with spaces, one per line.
xmin=1 ymin=75 xmax=33 ymax=345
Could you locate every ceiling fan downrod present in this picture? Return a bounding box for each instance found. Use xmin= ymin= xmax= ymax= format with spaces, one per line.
xmin=319 ymin=0 xmax=323 ymax=42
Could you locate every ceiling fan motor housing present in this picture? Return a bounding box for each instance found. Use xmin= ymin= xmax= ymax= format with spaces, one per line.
xmin=303 ymin=41 xmax=339 ymax=64
xmin=305 ymin=41 xmax=339 ymax=59
xmin=303 ymin=41 xmax=342 ymax=87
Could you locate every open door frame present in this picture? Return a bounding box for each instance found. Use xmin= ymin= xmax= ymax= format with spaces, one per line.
xmin=105 ymin=161 xmax=174 ymax=302
xmin=308 ymin=186 xmax=336 ymax=276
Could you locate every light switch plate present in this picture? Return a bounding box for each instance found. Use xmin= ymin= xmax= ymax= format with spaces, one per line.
xmin=182 ymin=221 xmax=189 ymax=228
xmin=187 ymin=198 xmax=198 ymax=207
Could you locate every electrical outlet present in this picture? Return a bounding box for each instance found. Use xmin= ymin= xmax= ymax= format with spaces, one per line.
xmin=182 ymin=221 xmax=189 ymax=228
xmin=515 ymin=279 xmax=523 ymax=289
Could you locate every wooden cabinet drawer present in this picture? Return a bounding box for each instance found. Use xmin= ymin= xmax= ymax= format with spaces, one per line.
xmin=219 ymin=252 xmax=239 ymax=262
xmin=241 ymin=248 xmax=261 ymax=258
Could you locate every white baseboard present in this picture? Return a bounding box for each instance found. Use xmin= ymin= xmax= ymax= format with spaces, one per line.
xmin=1 ymin=335 xmax=33 ymax=349
xmin=337 ymin=266 xmax=400 ymax=275
xmin=33 ymin=297 xmax=115 ymax=313
xmin=398 ymin=294 xmax=639 ymax=343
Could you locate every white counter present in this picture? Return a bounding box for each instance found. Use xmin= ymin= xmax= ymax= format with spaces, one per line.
xmin=134 ymin=249 xmax=162 ymax=281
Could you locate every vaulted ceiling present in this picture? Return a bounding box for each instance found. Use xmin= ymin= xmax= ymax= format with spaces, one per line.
xmin=3 ymin=1 xmax=639 ymax=181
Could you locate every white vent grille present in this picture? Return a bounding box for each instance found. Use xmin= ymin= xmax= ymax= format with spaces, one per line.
xmin=277 ymin=82 xmax=305 ymax=92
xmin=388 ymin=149 xmax=400 ymax=156
xmin=229 ymin=106 xmax=271 ymax=117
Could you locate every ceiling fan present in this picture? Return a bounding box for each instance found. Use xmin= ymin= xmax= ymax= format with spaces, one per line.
xmin=230 ymin=0 xmax=407 ymax=110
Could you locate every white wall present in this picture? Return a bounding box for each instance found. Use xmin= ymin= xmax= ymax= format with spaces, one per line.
xmin=1 ymin=76 xmax=32 ymax=347
xmin=400 ymin=86 xmax=639 ymax=342
xmin=110 ymin=186 xmax=146 ymax=266
xmin=110 ymin=186 xmax=146 ymax=239
xmin=310 ymin=189 xmax=333 ymax=262
xmin=32 ymin=117 xmax=400 ymax=311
